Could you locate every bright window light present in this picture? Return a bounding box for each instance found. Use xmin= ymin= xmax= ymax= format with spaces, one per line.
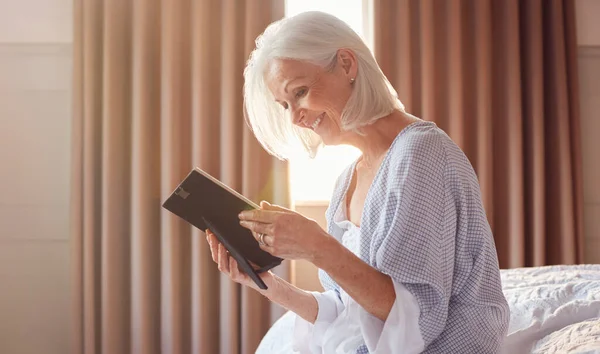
xmin=284 ymin=0 xmax=369 ymax=203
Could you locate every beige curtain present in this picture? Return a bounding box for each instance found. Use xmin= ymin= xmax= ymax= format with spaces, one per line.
xmin=374 ymin=0 xmax=583 ymax=268
xmin=70 ymin=1 xmax=287 ymax=354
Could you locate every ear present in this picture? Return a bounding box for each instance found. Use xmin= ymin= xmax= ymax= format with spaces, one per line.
xmin=337 ymin=49 xmax=358 ymax=81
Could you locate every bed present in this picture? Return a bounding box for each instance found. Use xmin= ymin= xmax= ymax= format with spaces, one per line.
xmin=256 ymin=264 xmax=600 ymax=353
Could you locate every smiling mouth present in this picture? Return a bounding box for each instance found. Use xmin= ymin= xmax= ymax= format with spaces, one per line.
xmin=310 ymin=114 xmax=324 ymax=130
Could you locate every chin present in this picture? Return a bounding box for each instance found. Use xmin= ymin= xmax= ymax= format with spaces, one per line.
xmin=317 ymin=132 xmax=342 ymax=146
xmin=313 ymin=118 xmax=343 ymax=146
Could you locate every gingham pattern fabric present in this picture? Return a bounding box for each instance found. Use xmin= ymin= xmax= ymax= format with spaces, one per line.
xmin=319 ymin=121 xmax=510 ymax=353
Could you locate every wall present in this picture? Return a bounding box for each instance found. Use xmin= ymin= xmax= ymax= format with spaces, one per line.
xmin=576 ymin=0 xmax=600 ymax=264
xmin=0 ymin=1 xmax=73 ymax=353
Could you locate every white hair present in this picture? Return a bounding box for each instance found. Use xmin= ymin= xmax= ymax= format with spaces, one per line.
xmin=243 ymin=11 xmax=404 ymax=160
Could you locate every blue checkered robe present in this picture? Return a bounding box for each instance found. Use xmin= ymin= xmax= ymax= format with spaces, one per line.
xmin=318 ymin=121 xmax=510 ymax=353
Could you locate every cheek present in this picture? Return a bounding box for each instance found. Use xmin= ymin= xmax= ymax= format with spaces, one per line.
xmin=305 ymin=88 xmax=345 ymax=113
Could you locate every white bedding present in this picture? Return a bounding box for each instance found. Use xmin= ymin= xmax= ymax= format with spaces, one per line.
xmin=500 ymin=264 xmax=600 ymax=354
xmin=531 ymin=317 xmax=600 ymax=353
xmin=257 ymin=264 xmax=600 ymax=353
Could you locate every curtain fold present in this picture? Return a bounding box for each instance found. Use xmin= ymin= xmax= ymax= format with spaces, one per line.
xmin=71 ymin=1 xmax=288 ymax=354
xmin=130 ymin=1 xmax=162 ymax=353
xmin=374 ymin=0 xmax=583 ymax=268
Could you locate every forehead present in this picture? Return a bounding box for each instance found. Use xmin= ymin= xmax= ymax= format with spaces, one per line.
xmin=264 ymin=59 xmax=321 ymax=89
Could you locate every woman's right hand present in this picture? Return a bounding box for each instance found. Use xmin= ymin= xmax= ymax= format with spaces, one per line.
xmin=205 ymin=229 xmax=275 ymax=292
xmin=207 ymin=228 xmax=320 ymax=323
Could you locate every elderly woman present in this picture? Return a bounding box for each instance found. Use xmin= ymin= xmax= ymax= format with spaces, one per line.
xmin=205 ymin=11 xmax=509 ymax=354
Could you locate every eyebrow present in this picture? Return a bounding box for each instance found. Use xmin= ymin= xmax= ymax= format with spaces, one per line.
xmin=284 ymin=76 xmax=306 ymax=93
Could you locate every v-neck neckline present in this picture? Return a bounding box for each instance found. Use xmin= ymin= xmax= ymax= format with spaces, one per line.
xmin=337 ymin=120 xmax=432 ymax=230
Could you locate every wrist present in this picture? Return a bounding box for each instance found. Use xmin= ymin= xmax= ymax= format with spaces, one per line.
xmin=259 ymin=273 xmax=283 ymax=300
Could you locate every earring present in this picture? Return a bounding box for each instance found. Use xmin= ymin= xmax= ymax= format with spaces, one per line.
xmin=350 ymin=77 xmax=355 ymax=84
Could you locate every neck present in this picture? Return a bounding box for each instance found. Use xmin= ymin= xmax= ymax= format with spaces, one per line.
xmin=345 ymin=110 xmax=418 ymax=168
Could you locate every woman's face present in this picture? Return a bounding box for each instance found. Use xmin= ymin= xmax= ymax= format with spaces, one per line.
xmin=264 ymin=50 xmax=357 ymax=145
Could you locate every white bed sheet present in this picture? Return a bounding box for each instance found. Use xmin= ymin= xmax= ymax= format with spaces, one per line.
xmin=256 ymin=264 xmax=600 ymax=354
xmin=531 ymin=317 xmax=600 ymax=353
xmin=500 ymin=264 xmax=600 ymax=354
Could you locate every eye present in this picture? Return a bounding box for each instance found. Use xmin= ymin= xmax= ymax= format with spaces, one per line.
xmin=295 ymin=88 xmax=307 ymax=99
xmin=277 ymin=101 xmax=289 ymax=110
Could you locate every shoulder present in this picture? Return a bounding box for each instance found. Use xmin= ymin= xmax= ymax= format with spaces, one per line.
xmin=387 ymin=120 xmax=476 ymax=185
xmin=385 ymin=121 xmax=449 ymax=179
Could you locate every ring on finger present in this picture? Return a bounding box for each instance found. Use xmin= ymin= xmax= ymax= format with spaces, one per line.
xmin=258 ymin=233 xmax=266 ymax=246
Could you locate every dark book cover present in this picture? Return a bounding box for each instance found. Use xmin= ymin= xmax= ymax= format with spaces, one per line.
xmin=162 ymin=168 xmax=283 ymax=289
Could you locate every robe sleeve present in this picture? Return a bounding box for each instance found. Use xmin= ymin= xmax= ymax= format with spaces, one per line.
xmin=368 ymin=131 xmax=456 ymax=347
xmin=292 ymin=290 xmax=345 ymax=353
xmin=357 ymin=280 xmax=425 ymax=353
xmin=294 ymin=282 xmax=425 ymax=354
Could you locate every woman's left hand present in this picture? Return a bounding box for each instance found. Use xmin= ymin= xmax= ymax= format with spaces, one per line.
xmin=238 ymin=200 xmax=330 ymax=261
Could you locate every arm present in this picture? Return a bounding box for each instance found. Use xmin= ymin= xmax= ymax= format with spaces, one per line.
xmin=259 ymin=274 xmax=319 ymax=324
xmin=311 ymin=235 xmax=396 ymax=322
xmin=236 ymin=204 xmax=425 ymax=351
xmin=237 ymin=201 xmax=396 ymax=322
xmin=208 ymin=228 xmax=351 ymax=354
xmin=206 ymin=229 xmax=320 ymax=323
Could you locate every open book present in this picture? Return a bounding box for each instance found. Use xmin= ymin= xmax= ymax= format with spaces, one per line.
xmin=162 ymin=167 xmax=283 ymax=289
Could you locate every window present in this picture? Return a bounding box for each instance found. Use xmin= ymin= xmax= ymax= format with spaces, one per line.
xmin=284 ymin=0 xmax=372 ymax=204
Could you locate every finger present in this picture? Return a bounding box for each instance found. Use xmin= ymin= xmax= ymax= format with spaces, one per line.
xmin=206 ymin=230 xmax=218 ymax=263
xmin=238 ymin=209 xmax=279 ymax=223
xmin=262 ymin=234 xmax=276 ymax=247
xmin=258 ymin=243 xmax=277 ymax=256
xmin=205 ymin=230 xmax=214 ymax=261
xmin=239 ymin=220 xmax=272 ymax=237
xmin=218 ymin=243 xmax=230 ymax=273
xmin=229 ymin=257 xmax=240 ymax=280
xmin=260 ymin=200 xmax=293 ymax=213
